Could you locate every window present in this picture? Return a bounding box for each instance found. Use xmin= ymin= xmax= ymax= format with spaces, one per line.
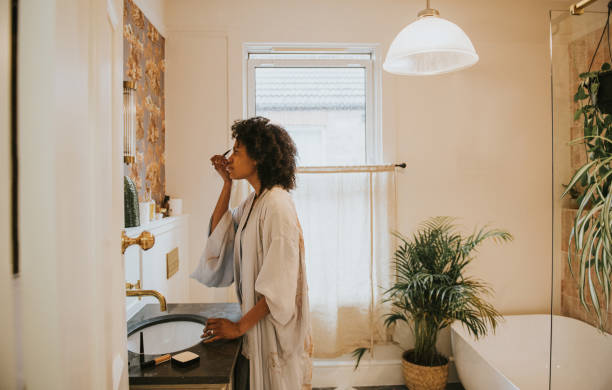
xmin=245 ymin=45 xmax=393 ymax=358
xmin=247 ymin=49 xmax=381 ymax=166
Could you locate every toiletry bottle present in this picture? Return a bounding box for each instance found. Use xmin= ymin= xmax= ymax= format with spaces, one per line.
xmin=146 ymin=185 xmax=155 ymax=220
xmin=161 ymin=195 xmax=170 ymax=217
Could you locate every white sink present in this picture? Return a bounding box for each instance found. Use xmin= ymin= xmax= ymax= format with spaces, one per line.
xmin=127 ymin=320 xmax=205 ymax=355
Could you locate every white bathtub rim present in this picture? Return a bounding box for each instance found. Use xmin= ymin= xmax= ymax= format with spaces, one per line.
xmin=451 ymin=329 xmax=520 ymax=390
xmin=450 ymin=316 xmax=529 ymax=390
xmin=452 ymin=314 xmax=612 ymax=390
xmin=450 ymin=314 xmax=552 ymax=351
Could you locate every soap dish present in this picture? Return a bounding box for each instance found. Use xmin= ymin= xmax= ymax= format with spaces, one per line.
xmin=172 ymin=351 xmax=200 ymax=366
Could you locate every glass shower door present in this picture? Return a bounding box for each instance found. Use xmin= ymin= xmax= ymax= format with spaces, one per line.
xmin=550 ymin=8 xmax=612 ymax=390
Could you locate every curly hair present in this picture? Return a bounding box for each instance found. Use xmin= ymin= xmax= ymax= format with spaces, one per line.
xmin=231 ymin=116 xmax=297 ymax=191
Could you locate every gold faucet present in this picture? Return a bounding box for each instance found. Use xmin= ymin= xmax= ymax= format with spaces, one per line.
xmin=122 ymin=229 xmax=165 ymax=311
xmin=126 ymin=289 xmax=167 ymax=311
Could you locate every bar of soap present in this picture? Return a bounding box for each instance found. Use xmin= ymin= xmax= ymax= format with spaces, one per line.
xmin=172 ymin=351 xmax=200 ymax=366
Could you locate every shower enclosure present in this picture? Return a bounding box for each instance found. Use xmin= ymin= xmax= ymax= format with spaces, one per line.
xmin=551 ymin=5 xmax=612 ymax=390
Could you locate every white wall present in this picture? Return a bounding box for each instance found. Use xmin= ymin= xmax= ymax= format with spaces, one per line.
xmin=392 ymin=2 xmax=553 ymax=315
xmin=165 ymin=0 xmax=561 ymax=313
xmin=165 ymin=29 xmax=233 ymax=302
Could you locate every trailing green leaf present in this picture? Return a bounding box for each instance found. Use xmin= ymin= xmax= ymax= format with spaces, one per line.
xmin=580 ymin=71 xmax=599 ymax=78
xmin=575 ymin=86 xmax=589 ymax=101
xmin=575 ymin=107 xmax=583 ymax=121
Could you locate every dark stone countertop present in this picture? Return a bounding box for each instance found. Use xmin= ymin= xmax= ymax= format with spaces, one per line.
xmin=127 ymin=303 xmax=242 ymax=386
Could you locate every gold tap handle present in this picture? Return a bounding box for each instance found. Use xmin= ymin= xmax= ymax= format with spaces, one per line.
xmin=125 ymin=280 xmax=141 ymax=290
xmin=121 ymin=230 xmax=155 ymax=254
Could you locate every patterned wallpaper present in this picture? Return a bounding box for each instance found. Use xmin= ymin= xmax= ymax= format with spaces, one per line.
xmin=123 ymin=0 xmax=166 ymax=204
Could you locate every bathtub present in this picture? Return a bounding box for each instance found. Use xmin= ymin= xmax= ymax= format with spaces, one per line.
xmin=451 ymin=314 xmax=612 ymax=390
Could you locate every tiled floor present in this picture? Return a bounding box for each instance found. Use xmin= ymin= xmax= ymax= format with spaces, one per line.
xmin=314 ymin=384 xmax=464 ymax=390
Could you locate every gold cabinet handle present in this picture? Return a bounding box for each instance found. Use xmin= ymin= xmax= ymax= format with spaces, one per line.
xmin=121 ymin=230 xmax=155 ymax=254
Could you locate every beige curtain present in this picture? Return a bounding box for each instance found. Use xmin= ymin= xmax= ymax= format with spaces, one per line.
xmin=293 ymin=169 xmax=396 ymax=358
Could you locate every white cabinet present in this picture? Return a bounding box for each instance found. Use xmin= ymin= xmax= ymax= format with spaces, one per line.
xmin=124 ymin=215 xmax=189 ymax=319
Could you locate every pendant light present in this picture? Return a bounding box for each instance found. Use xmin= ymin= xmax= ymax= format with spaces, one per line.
xmin=383 ymin=0 xmax=478 ymax=76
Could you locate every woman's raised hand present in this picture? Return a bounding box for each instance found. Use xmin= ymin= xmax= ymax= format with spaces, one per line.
xmin=211 ymin=154 xmax=231 ymax=183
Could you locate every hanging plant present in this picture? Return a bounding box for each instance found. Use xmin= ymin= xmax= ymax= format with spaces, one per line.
xmin=594 ymin=66 xmax=612 ymax=115
xmin=562 ymin=6 xmax=612 ymax=331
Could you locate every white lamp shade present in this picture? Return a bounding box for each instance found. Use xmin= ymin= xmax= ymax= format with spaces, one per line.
xmin=383 ymin=16 xmax=479 ymax=76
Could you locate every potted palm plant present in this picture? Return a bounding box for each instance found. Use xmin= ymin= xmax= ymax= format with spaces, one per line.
xmin=353 ymin=217 xmax=513 ymax=390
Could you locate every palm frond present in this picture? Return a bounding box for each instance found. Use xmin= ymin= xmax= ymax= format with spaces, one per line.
xmin=352 ymin=347 xmax=370 ymax=370
xmin=383 ymin=312 xmax=409 ymax=327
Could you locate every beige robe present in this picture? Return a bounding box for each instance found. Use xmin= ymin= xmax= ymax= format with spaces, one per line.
xmin=191 ymin=186 xmax=313 ymax=390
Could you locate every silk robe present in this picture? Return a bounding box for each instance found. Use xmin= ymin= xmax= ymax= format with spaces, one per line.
xmin=191 ymin=186 xmax=313 ymax=390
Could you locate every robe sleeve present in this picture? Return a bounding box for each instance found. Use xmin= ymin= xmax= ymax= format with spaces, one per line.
xmin=254 ymin=198 xmax=300 ymax=326
xmin=190 ymin=204 xmax=243 ymax=287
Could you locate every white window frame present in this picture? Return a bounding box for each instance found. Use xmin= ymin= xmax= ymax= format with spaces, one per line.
xmin=242 ymin=43 xmax=383 ymax=166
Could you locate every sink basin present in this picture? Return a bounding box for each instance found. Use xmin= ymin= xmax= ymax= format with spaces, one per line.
xmin=127 ymin=315 xmax=207 ymax=355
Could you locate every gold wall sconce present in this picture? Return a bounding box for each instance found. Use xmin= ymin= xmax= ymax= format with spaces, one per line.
xmin=123 ymin=80 xmax=136 ymax=164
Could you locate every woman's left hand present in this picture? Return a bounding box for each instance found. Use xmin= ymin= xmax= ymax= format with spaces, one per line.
xmin=202 ymin=318 xmax=243 ymax=343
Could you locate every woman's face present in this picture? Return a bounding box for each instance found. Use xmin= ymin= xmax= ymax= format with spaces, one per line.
xmin=227 ymin=140 xmax=257 ymax=180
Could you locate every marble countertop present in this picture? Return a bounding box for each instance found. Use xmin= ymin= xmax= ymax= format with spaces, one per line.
xmin=127 ymin=303 xmax=241 ymax=386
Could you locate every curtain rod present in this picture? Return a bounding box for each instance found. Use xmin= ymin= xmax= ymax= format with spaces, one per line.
xmin=570 ymin=0 xmax=601 ymax=15
xmin=297 ymin=163 xmax=406 ymax=174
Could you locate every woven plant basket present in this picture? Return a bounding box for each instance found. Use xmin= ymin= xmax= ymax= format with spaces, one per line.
xmin=401 ymin=350 xmax=449 ymax=390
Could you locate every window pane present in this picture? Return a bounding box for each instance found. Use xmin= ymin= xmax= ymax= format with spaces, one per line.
xmin=255 ymin=67 xmax=366 ymax=166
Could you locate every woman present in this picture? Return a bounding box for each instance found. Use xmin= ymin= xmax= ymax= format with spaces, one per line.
xmin=190 ymin=116 xmax=312 ymax=390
